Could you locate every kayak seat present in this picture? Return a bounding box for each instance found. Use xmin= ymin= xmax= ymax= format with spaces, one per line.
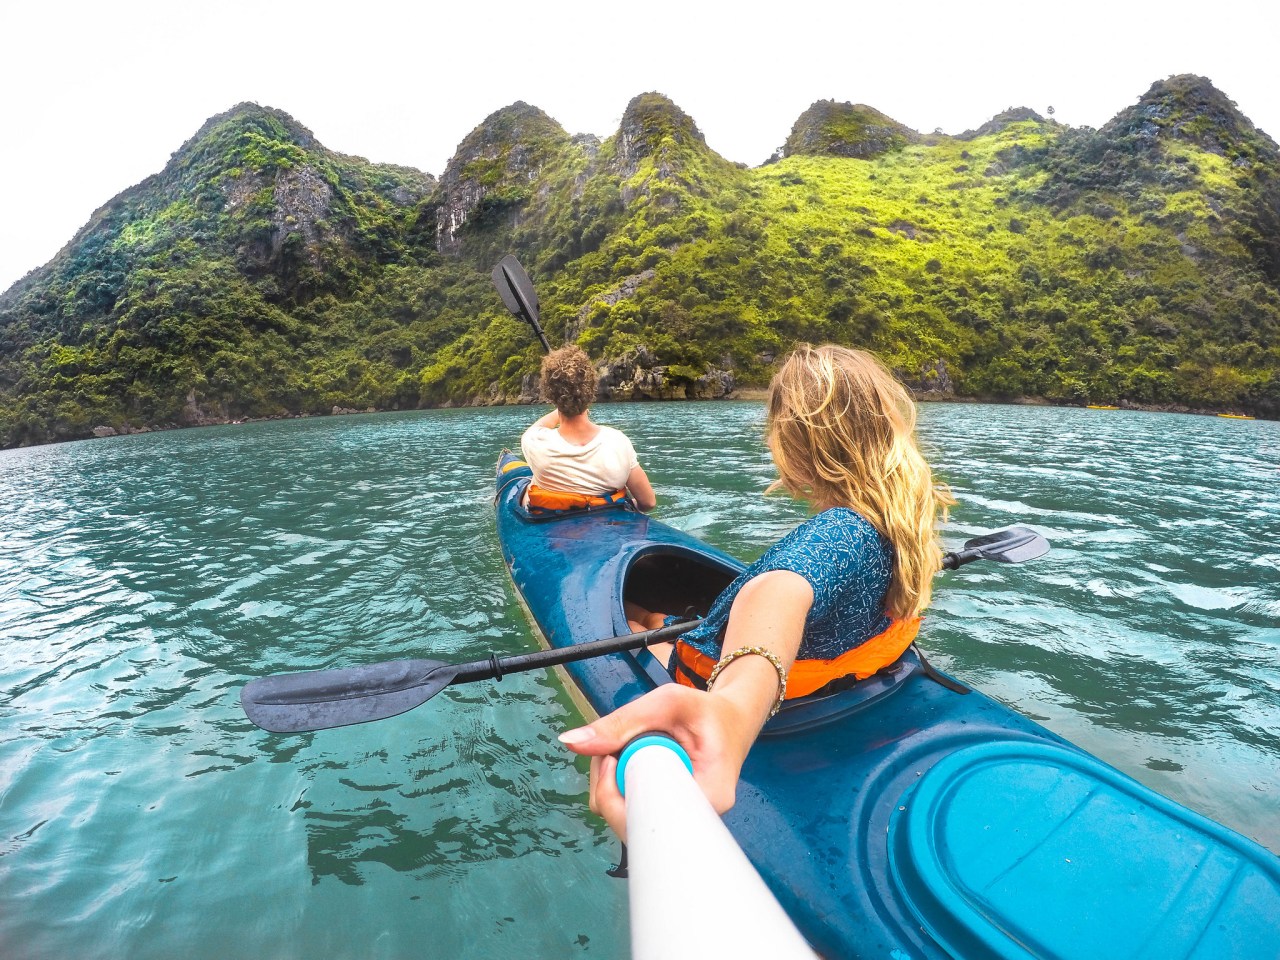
xmin=888 ymin=740 xmax=1280 ymax=960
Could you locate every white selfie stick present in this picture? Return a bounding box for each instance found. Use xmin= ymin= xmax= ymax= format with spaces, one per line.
xmin=616 ymin=735 xmax=817 ymax=959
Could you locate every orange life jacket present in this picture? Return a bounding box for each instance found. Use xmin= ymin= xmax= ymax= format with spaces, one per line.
xmin=525 ymin=482 xmax=629 ymax=514
xmin=671 ymin=616 xmax=922 ymax=699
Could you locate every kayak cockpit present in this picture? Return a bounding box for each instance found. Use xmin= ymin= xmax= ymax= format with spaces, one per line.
xmin=622 ymin=547 xmax=737 ymax=624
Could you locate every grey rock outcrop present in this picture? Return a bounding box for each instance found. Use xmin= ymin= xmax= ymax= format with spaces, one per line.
xmin=611 ymin=93 xmax=708 ymax=182
xmin=911 ymin=359 xmax=955 ymax=397
xmin=782 ymin=100 xmax=919 ymax=160
xmin=433 ymin=102 xmax=572 ymax=254
xmin=597 ymin=348 xmax=735 ymax=401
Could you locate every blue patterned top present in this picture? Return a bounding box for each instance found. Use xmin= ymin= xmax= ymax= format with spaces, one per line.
xmin=681 ymin=507 xmax=894 ymax=661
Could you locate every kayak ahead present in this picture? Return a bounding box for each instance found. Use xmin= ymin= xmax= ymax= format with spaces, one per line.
xmin=494 ymin=451 xmax=1280 ymax=960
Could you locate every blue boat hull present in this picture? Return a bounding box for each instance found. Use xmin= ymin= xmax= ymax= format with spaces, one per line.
xmin=494 ymin=453 xmax=1280 ymax=959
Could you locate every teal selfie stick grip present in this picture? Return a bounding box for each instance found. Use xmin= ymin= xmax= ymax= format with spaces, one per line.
xmin=616 ymin=734 xmax=694 ymax=796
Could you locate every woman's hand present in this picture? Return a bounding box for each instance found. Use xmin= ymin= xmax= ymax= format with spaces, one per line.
xmin=561 ymin=570 xmax=814 ymax=839
xmin=559 ymin=683 xmax=760 ymax=840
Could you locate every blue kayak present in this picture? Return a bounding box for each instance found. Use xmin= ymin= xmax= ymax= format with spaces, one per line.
xmin=493 ymin=451 xmax=1280 ymax=959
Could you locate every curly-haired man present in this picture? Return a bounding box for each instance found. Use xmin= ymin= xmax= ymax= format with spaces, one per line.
xmin=520 ymin=346 xmax=657 ymax=512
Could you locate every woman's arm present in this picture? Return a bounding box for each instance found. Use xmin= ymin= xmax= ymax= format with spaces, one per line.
xmin=560 ymin=569 xmax=813 ymax=839
xmin=626 ymin=464 xmax=657 ymax=512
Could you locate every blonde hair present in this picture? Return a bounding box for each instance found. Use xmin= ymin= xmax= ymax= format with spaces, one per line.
xmin=540 ymin=346 xmax=598 ymax=416
xmin=766 ymin=344 xmax=953 ymax=619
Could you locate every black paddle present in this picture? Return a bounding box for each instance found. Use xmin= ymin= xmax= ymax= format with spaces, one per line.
xmin=242 ymin=618 xmax=701 ymax=734
xmin=240 ymin=526 xmax=1048 ymax=734
xmin=940 ymin=525 xmax=1048 ymax=568
xmin=492 ymin=254 xmax=551 ymax=353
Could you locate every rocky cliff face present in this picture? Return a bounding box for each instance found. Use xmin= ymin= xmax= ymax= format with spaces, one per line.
xmin=1 ymin=102 xmax=436 ymax=315
xmin=597 ymin=346 xmax=735 ymax=401
xmin=905 ymin=359 xmax=955 ymax=398
xmin=432 ymin=102 xmax=573 ymax=254
xmin=610 ymin=92 xmax=710 ymax=181
xmin=1035 ymin=74 xmax=1280 ymax=285
xmin=268 ymin=165 xmax=336 ymax=264
xmin=500 ymin=341 xmax=737 ymax=406
xmin=220 ymin=161 xmax=339 ymax=269
xmin=782 ymin=100 xmax=919 ymax=159
xmin=1103 ymin=74 xmax=1278 ymax=160
xmin=177 ymin=104 xmax=435 ymax=273
xmin=484 ymin=349 xmax=736 ymax=406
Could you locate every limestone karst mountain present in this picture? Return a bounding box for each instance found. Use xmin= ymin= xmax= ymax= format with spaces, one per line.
xmin=1 ymin=76 xmax=1276 ymax=446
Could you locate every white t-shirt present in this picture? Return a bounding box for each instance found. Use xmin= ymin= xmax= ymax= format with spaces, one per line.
xmin=520 ymin=423 xmax=639 ymax=495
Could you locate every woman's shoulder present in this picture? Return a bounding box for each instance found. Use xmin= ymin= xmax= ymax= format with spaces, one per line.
xmin=799 ymin=507 xmax=880 ymax=539
xmin=758 ymin=508 xmax=887 ymax=592
xmin=785 ymin=508 xmax=890 ymax=562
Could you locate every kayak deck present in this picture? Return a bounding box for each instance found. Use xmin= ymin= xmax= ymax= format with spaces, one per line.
xmin=493 ymin=452 xmax=1280 ymax=959
xmin=891 ymin=741 xmax=1280 ymax=959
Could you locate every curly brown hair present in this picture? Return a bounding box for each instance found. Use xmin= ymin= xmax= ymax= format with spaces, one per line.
xmin=540 ymin=346 xmax=598 ymax=416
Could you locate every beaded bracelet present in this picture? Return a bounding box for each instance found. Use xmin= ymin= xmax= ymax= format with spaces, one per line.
xmin=706 ymin=646 xmax=788 ymax=719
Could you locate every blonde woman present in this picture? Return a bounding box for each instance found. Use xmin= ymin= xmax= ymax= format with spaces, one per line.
xmin=563 ymin=343 xmax=952 ymax=831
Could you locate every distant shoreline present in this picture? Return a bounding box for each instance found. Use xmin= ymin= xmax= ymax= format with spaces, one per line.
xmin=8 ymin=392 xmax=1262 ymax=454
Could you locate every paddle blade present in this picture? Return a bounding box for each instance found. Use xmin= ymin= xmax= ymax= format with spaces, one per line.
xmin=492 ymin=254 xmax=539 ymax=324
xmin=241 ymin=659 xmax=458 ymax=733
xmin=963 ymin=526 xmax=1050 ymax=564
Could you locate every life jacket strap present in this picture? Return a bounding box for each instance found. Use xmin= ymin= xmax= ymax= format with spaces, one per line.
xmin=671 ymin=642 xmax=717 ymax=691
xmin=672 ymin=616 xmax=922 ymax=700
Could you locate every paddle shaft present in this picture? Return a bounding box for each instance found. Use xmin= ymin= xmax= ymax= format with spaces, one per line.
xmin=454 ymin=617 xmax=700 ymax=683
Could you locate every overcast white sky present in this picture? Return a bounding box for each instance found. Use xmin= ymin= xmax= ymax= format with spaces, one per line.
xmin=1 ymin=0 xmax=1276 ymax=294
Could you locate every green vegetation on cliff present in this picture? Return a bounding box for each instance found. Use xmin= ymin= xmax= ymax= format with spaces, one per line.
xmin=1 ymin=75 xmax=1277 ymax=446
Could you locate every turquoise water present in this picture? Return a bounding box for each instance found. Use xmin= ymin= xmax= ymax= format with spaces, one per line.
xmin=1 ymin=402 xmax=1277 ymax=959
